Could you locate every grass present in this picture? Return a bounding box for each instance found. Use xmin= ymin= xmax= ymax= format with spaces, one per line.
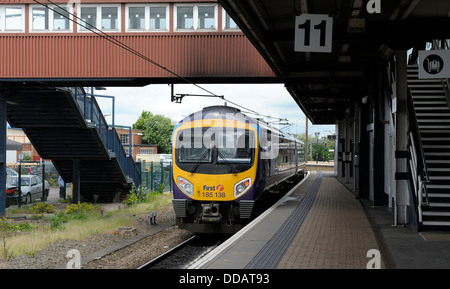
xmin=5 ymin=216 xmax=131 ymax=257
xmin=0 ymin=190 xmax=173 ymax=259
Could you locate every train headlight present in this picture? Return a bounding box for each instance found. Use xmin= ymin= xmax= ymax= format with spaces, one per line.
xmin=177 ymin=176 xmax=193 ymax=197
xmin=234 ymin=178 xmax=251 ymax=198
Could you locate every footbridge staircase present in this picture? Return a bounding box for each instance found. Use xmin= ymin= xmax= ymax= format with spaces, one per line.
xmin=6 ymin=87 xmax=140 ymax=201
xmin=407 ymin=64 xmax=450 ymax=227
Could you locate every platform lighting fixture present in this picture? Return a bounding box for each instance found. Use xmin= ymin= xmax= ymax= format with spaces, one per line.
xmin=361 ymin=95 xmax=369 ymax=104
xmin=347 ymin=18 xmax=365 ymax=32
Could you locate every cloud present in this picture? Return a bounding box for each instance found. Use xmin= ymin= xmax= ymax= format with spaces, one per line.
xmin=97 ymin=84 xmax=335 ymax=136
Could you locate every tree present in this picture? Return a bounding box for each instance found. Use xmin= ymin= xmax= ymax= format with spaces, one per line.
xmin=132 ymin=110 xmax=174 ymax=154
xmin=294 ymin=132 xmax=335 ymax=162
xmin=132 ymin=110 xmax=152 ymax=130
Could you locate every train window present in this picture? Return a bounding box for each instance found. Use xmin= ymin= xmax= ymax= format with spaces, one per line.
xmin=177 ymin=129 xmax=212 ymax=163
xmin=175 ymin=128 xmax=254 ymax=164
xmin=217 ymin=129 xmax=254 ymax=164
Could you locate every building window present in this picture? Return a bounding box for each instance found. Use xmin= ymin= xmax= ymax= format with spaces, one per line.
xmin=174 ymin=4 xmax=217 ymax=31
xmin=176 ymin=6 xmax=193 ymax=30
xmin=223 ymin=11 xmax=239 ymax=30
xmin=0 ymin=6 xmax=25 ymax=32
xmin=80 ymin=7 xmax=96 ymax=29
xmin=149 ymin=6 xmax=167 ymax=30
xmin=31 ymin=7 xmax=48 ymax=30
xmin=30 ymin=5 xmax=72 ymax=32
xmin=198 ymin=6 xmax=215 ymax=29
xmin=128 ymin=6 xmax=145 ymax=30
xmin=53 ymin=6 xmax=70 ymax=30
xmin=101 ymin=7 xmax=118 ymax=30
xmin=125 ymin=5 xmax=169 ymax=31
xmin=78 ymin=5 xmax=120 ymax=32
xmin=139 ymin=148 xmax=154 ymax=155
xmin=121 ymin=134 xmax=129 ymax=145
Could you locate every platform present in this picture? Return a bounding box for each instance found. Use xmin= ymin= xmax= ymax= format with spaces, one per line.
xmin=190 ymin=171 xmax=385 ymax=269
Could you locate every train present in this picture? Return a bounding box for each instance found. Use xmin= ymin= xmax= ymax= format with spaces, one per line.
xmin=171 ymin=105 xmax=305 ymax=233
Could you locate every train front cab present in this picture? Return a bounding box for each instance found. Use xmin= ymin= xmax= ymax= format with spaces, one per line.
xmin=171 ymin=120 xmax=259 ymax=233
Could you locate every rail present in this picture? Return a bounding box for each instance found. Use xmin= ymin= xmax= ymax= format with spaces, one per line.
xmin=431 ymin=40 xmax=450 ymax=109
xmin=137 ymin=235 xmax=196 ymax=269
xmin=407 ymin=87 xmax=430 ymax=209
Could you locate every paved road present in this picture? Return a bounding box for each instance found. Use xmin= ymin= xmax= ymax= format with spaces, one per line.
xmin=47 ymin=186 xmax=68 ymax=204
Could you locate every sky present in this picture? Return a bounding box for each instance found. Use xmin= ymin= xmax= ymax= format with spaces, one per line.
xmin=95 ymin=83 xmax=336 ymax=139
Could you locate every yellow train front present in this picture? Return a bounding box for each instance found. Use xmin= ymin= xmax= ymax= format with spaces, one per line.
xmin=171 ymin=105 xmax=303 ymax=233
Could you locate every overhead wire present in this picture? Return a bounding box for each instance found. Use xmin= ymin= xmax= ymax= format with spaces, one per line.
xmin=32 ymin=0 xmax=287 ymax=124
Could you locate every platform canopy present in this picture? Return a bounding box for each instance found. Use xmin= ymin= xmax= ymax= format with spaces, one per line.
xmin=219 ymin=0 xmax=450 ymax=124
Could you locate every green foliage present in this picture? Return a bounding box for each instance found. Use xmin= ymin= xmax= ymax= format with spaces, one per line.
xmin=294 ymin=132 xmax=335 ymax=161
xmin=123 ymin=184 xmax=150 ymax=206
xmin=132 ymin=110 xmax=153 ymax=130
xmin=32 ymin=202 xmax=56 ymax=214
xmin=49 ymin=213 xmax=68 ymax=231
xmin=49 ymin=203 xmax=100 ymax=230
xmin=156 ymin=183 xmax=165 ymax=194
xmin=0 ymin=218 xmax=38 ymax=260
xmin=0 ymin=219 xmax=37 ymax=233
xmin=132 ymin=110 xmax=174 ymax=154
xmin=64 ymin=202 xmax=98 ymax=215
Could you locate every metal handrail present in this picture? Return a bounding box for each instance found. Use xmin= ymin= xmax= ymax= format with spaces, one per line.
xmin=58 ymin=87 xmax=140 ymax=186
xmin=407 ymin=87 xmax=430 ymax=206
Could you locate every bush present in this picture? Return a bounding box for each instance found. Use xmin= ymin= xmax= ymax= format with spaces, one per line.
xmin=32 ymin=202 xmax=56 ymax=214
xmin=49 ymin=203 xmax=100 ymax=231
xmin=49 ymin=213 xmax=68 ymax=231
xmin=123 ymin=184 xmax=150 ymax=206
xmin=65 ymin=203 xmax=99 ymax=216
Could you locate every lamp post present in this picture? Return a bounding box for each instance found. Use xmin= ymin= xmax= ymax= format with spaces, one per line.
xmin=315 ymin=132 xmax=320 ymax=164
xmin=18 ymin=153 xmax=23 ymax=208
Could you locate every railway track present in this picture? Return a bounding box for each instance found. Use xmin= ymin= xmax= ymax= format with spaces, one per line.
xmin=137 ymin=174 xmax=303 ymax=269
xmin=137 ymin=235 xmax=197 ymax=269
xmin=137 ymin=234 xmax=230 ymax=269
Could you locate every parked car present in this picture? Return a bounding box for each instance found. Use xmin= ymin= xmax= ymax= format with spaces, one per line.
xmin=15 ymin=175 xmax=50 ymax=204
xmin=5 ymin=168 xmax=19 ymax=208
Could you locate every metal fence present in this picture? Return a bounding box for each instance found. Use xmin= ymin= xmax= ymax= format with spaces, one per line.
xmin=140 ymin=161 xmax=172 ymax=192
xmin=7 ymin=161 xmax=59 ymax=188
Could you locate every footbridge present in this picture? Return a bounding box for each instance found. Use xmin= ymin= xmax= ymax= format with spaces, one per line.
xmin=6 ymin=86 xmax=140 ymax=202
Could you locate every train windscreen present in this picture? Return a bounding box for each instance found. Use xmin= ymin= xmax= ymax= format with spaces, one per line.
xmin=176 ymin=127 xmax=255 ymax=165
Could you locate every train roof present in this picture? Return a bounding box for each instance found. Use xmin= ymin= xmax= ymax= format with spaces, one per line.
xmin=177 ymin=105 xmax=304 ymax=145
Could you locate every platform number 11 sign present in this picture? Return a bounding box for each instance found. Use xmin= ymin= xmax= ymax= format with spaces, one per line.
xmin=295 ymin=14 xmax=333 ymax=53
